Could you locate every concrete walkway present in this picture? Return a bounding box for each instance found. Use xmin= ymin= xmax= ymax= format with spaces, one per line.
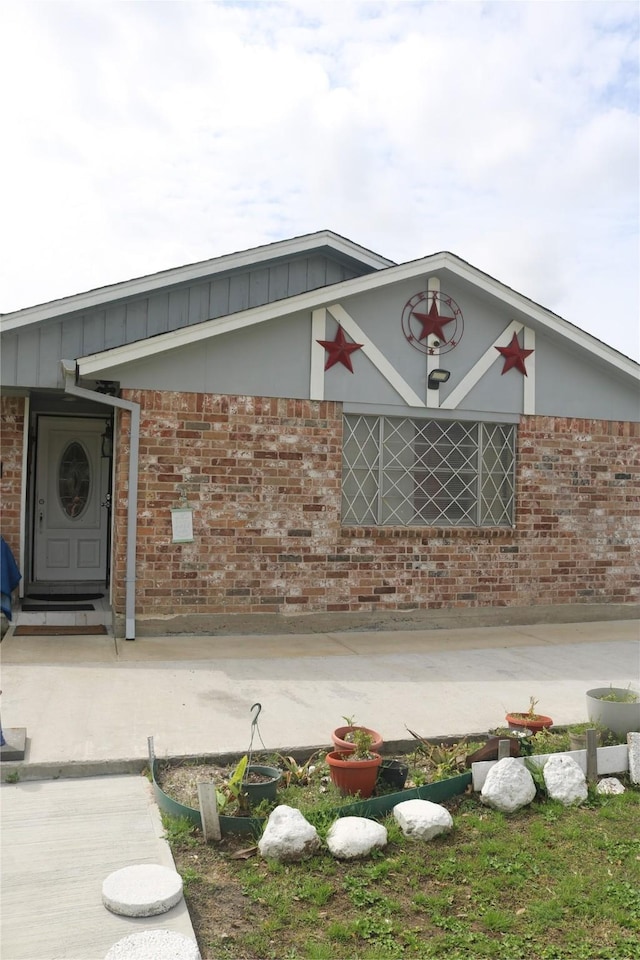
xmin=1 ymin=619 xmax=638 ymax=773
xmin=0 ymin=615 xmax=638 ymax=959
xmin=0 ymin=776 xmax=196 ymax=960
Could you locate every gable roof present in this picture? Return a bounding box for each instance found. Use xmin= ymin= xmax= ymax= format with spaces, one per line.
xmin=77 ymin=249 xmax=639 ymax=382
xmin=0 ymin=230 xmax=394 ymax=333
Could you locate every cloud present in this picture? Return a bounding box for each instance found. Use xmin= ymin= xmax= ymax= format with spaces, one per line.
xmin=1 ymin=0 xmax=637 ymax=359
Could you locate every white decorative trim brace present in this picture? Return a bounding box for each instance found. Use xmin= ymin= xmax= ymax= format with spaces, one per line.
xmin=441 ymin=320 xmax=535 ymax=413
xmin=425 ymin=276 xmax=441 ymax=410
xmin=327 ymin=303 xmax=425 ymax=407
xmin=310 ymin=309 xmax=327 ymax=400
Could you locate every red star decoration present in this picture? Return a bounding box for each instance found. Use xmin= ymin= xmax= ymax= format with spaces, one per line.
xmin=317 ymin=326 xmax=364 ymax=373
xmin=495 ymin=332 xmax=534 ymax=376
xmin=411 ymin=296 xmax=454 ymax=343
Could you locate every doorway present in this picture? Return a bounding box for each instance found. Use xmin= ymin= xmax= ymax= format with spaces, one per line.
xmin=31 ymin=414 xmax=112 ymax=588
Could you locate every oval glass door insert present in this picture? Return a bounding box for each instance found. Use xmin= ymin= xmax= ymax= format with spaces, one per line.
xmin=59 ymin=441 xmax=91 ymax=519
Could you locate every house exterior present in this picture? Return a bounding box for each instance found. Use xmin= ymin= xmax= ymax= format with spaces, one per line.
xmin=1 ymin=230 xmax=638 ymax=639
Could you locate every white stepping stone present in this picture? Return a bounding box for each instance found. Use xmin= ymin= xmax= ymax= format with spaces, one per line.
xmin=102 ymin=864 xmax=183 ymax=917
xmin=105 ymin=929 xmax=200 ymax=960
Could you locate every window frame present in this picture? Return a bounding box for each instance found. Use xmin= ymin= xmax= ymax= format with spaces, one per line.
xmin=341 ymin=413 xmax=517 ymax=528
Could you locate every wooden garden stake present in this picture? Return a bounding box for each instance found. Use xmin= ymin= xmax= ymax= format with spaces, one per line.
xmin=197 ymin=781 xmax=221 ymax=842
xmin=586 ymin=728 xmax=598 ymax=783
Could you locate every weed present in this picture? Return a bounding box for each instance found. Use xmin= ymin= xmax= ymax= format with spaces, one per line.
xmin=529 ymin=727 xmax=570 ymax=754
xmin=524 ymin=756 xmax=548 ymax=795
xmin=597 ymin=685 xmax=638 ymax=703
xmin=481 ymin=907 xmax=514 ymax=933
xmin=161 ymin=813 xmax=198 ymax=845
xmin=179 ymin=865 xmax=202 ymax=892
xmin=5 ymin=770 xmax=20 ymax=783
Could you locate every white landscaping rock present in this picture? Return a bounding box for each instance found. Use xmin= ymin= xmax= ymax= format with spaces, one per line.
xmin=326 ymin=817 xmax=388 ymax=859
xmin=597 ymin=777 xmax=625 ymax=796
xmin=102 ymin=864 xmax=183 ymax=917
xmin=393 ymin=799 xmax=453 ymax=840
xmin=543 ymin=754 xmax=588 ymax=805
xmin=105 ymin=930 xmax=200 ymax=960
xmin=480 ymin=757 xmax=536 ymax=813
xmin=258 ymin=805 xmax=321 ymax=862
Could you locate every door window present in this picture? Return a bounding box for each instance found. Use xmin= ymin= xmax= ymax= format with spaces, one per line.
xmin=58 ymin=441 xmax=91 ymax=519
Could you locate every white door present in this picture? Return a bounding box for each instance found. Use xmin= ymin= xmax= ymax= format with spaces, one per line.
xmin=34 ymin=417 xmax=111 ymax=582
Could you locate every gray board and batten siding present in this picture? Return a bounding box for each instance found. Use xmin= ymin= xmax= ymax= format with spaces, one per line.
xmin=1 ymin=252 xmax=370 ymax=390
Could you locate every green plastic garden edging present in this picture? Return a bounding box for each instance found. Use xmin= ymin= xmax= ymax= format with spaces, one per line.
xmin=151 ymin=760 xmax=471 ymax=838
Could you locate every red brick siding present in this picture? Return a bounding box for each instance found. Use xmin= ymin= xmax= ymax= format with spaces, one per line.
xmin=114 ymin=392 xmax=640 ymax=616
xmin=0 ymin=395 xmax=25 ymax=568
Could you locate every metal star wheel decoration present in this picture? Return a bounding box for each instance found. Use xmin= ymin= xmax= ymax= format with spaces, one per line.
xmin=496 ymin=332 xmax=534 ymax=376
xmin=317 ymin=326 xmax=364 ymax=373
xmin=411 ymin=295 xmax=455 ymax=343
xmin=401 ymin=290 xmax=464 ymax=356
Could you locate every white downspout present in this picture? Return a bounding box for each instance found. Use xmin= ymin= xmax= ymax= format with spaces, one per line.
xmin=61 ymin=361 xmax=140 ymax=641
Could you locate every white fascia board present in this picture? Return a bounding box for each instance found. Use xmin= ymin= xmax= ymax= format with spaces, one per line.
xmin=0 ymin=230 xmax=394 ymax=333
xmin=76 ymin=251 xmax=640 ymax=381
xmin=451 ymin=259 xmax=640 ymax=379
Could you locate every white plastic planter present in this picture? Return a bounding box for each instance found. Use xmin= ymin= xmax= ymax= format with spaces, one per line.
xmin=586 ymin=687 xmax=640 ymax=738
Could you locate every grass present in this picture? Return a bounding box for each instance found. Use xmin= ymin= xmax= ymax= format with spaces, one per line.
xmin=166 ymin=785 xmax=640 ymax=960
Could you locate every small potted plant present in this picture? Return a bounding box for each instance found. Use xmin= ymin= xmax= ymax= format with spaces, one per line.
xmin=331 ymin=715 xmax=383 ymax=754
xmin=566 ymin=722 xmax=605 ymax=752
xmin=240 ymin=702 xmax=281 ymax=807
xmin=505 ymin=696 xmax=553 ymax=734
xmin=326 ymin=728 xmax=382 ymax=798
xmin=586 ymin=685 xmax=640 ymax=738
xmin=378 ymin=758 xmax=409 ymax=791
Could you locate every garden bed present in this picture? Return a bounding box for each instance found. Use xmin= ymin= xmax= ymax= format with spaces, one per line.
xmin=151 ymin=742 xmax=478 ymax=836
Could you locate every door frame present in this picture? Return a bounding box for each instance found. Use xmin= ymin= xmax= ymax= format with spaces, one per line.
xmin=26 ymin=402 xmax=114 ymax=593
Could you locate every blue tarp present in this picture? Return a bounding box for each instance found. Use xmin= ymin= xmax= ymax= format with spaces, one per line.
xmin=1 ymin=537 xmax=21 ymax=621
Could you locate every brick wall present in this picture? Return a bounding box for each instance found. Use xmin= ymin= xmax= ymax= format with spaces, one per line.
xmin=0 ymin=395 xmax=25 ymax=568
xmin=114 ymin=391 xmax=640 ymax=620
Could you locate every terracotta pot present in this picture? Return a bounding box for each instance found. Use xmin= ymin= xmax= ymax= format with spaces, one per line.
xmin=331 ymin=725 xmax=383 ymax=754
xmin=505 ymin=712 xmax=553 ymax=734
xmin=326 ymin=750 xmax=382 ymax=798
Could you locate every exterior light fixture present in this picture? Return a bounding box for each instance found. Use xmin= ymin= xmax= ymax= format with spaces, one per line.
xmin=427 ymin=369 xmax=451 ymax=390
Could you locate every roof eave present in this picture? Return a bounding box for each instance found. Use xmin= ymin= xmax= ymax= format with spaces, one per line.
xmin=1 ymin=230 xmax=394 ymax=332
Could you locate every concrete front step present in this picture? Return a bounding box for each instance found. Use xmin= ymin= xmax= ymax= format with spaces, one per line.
xmin=15 ymin=609 xmax=111 ymax=627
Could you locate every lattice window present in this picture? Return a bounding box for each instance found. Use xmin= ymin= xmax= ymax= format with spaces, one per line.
xmin=342 ymin=416 xmax=516 ymax=527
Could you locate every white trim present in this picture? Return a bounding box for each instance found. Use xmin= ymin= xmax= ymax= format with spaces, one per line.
xmin=327 ymin=304 xmax=425 ymax=408
xmin=67 ymin=249 xmax=640 ymax=382
xmin=440 ymin=321 xmax=533 ymax=410
xmin=1 ymin=230 xmax=394 ymax=332
xmin=310 ymin=309 xmax=326 ymax=400
xmin=523 ymin=326 xmax=535 ymax=414
xmin=425 ymin=276 xmax=441 ymax=410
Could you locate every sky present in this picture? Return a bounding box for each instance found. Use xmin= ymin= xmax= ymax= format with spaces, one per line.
xmin=1 ymin=0 xmax=638 ymax=360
